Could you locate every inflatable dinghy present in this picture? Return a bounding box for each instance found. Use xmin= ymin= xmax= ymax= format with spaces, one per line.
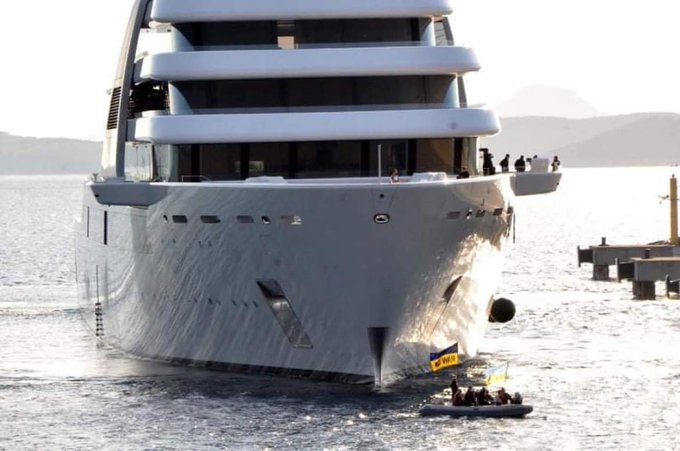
xmin=419 ymin=404 xmax=533 ymax=418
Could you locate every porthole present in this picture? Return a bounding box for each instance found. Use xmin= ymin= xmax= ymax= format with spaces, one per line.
xmin=374 ymin=214 xmax=390 ymax=224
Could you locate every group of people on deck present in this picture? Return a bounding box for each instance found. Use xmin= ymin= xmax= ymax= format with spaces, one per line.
xmin=449 ymin=377 xmax=523 ymax=407
xmin=481 ymin=149 xmax=561 ymax=175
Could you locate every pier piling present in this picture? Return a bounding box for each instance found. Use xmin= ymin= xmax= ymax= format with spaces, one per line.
xmin=666 ymin=275 xmax=680 ymax=298
xmin=633 ymin=281 xmax=656 ymax=300
xmin=593 ymin=265 xmax=610 ymax=281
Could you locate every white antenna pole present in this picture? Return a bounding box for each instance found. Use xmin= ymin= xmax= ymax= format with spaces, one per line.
xmin=378 ymin=144 xmax=383 ymax=184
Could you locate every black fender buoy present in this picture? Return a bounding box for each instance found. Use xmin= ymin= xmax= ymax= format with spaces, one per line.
xmin=489 ymin=297 xmax=516 ymax=323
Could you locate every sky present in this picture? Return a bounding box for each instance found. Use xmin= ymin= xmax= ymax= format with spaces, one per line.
xmin=0 ymin=0 xmax=679 ymax=140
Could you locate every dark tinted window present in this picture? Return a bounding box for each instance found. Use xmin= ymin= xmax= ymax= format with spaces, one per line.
xmin=174 ymin=76 xmax=453 ymax=110
xmin=175 ymin=22 xmax=277 ymax=48
xmin=297 ymin=141 xmax=363 ymax=178
xmin=169 ymin=139 xmax=460 ymax=181
xmin=174 ymin=19 xmax=418 ymax=49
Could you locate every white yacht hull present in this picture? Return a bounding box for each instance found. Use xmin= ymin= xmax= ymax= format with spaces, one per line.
xmin=75 ymin=176 xmax=513 ymax=382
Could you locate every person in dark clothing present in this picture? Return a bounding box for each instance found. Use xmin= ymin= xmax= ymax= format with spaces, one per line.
xmin=464 ymin=387 xmax=476 ymax=406
xmin=514 ymin=155 xmax=526 ymax=173
xmin=511 ymin=392 xmax=523 ymax=405
xmin=551 ymin=155 xmax=561 ymax=172
xmin=476 ymin=387 xmax=493 ymax=406
xmin=450 ymin=377 xmax=459 ymax=405
xmin=452 ymin=389 xmax=465 ymax=406
xmin=481 ymin=149 xmax=495 ymax=175
xmin=499 ymin=154 xmax=510 ymax=173
xmin=495 ymin=387 xmax=512 ymax=405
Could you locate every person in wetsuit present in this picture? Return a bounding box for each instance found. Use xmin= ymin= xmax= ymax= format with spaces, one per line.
xmin=514 ymin=155 xmax=526 ymax=173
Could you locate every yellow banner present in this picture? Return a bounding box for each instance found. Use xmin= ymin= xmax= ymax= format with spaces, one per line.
xmin=430 ymin=353 xmax=459 ymax=372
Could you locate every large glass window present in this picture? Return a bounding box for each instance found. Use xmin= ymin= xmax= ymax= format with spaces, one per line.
xmin=124 ymin=143 xmax=153 ymax=182
xmin=173 ymin=76 xmax=454 ymax=111
xmin=296 ymin=141 xmax=363 ymax=178
xmin=176 ymin=80 xmax=284 ymax=111
xmin=369 ymin=140 xmax=412 ymax=176
xmin=152 ymin=144 xmax=173 ymax=181
xmin=249 ymin=143 xmax=290 ymax=177
xmin=416 ymin=139 xmax=453 ymax=173
xmin=295 ymin=19 xmax=415 ymax=46
xmin=175 ymin=144 xmax=242 ymax=181
xmin=174 ymin=22 xmax=278 ymax=49
xmin=173 ymin=19 xmax=421 ymax=50
xmin=165 ymin=139 xmax=462 ymax=181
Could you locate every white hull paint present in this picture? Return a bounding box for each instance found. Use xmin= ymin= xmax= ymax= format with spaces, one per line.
xmin=76 ymin=176 xmax=513 ymax=381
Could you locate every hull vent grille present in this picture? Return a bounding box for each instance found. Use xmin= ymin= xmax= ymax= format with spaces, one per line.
xmin=106 ymin=87 xmax=122 ymax=130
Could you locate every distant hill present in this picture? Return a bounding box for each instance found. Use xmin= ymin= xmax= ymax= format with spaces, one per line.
xmin=0 ymin=132 xmax=101 ymax=175
xmin=497 ymin=84 xmax=600 ymax=119
xmin=481 ymin=113 xmax=680 ymax=168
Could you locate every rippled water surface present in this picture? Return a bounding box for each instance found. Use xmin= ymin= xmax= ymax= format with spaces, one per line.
xmin=1 ymin=169 xmax=679 ymax=450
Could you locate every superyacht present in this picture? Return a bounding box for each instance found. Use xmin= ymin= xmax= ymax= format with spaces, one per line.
xmin=75 ymin=0 xmax=561 ymax=383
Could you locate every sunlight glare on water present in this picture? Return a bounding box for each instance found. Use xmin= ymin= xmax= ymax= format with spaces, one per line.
xmin=0 ymin=169 xmax=678 ymax=449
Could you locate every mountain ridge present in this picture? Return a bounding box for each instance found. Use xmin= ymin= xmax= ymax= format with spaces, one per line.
xmin=481 ymin=112 xmax=680 ymax=168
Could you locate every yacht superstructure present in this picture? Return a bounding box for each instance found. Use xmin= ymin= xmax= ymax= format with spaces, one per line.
xmin=75 ymin=0 xmax=561 ymax=383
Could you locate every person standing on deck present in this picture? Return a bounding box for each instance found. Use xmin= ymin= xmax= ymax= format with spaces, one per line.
xmin=551 ymin=156 xmax=561 ymax=172
xmin=499 ymin=154 xmax=510 ymax=173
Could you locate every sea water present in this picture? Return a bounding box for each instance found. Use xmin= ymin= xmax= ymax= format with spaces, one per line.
xmin=0 ymin=169 xmax=678 ymax=450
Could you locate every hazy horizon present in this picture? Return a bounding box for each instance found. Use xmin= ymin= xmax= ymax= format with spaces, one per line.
xmin=1 ymin=0 xmax=679 ymax=140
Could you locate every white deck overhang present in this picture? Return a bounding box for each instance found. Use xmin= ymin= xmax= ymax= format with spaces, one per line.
xmin=137 ymin=47 xmax=479 ymax=82
xmin=151 ymin=0 xmax=455 ymax=22
xmin=130 ymin=108 xmax=500 ymax=144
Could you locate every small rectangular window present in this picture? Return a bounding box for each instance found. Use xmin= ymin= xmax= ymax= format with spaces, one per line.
xmin=446 ymin=211 xmax=461 ymax=220
xmin=493 ymin=208 xmax=504 ymax=216
xmin=172 ymin=215 xmax=188 ymax=223
xmin=280 ymin=215 xmax=302 ymax=225
xmin=200 ymin=215 xmax=221 ymax=224
xmin=476 ymin=210 xmax=486 ymax=218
